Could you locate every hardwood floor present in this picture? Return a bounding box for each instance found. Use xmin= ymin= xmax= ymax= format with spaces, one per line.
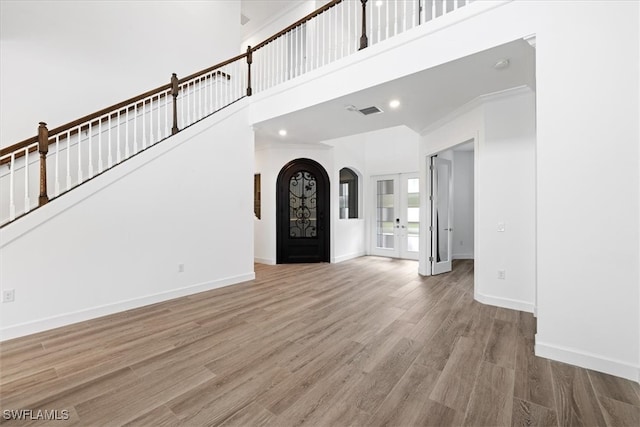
xmin=1 ymin=257 xmax=638 ymax=426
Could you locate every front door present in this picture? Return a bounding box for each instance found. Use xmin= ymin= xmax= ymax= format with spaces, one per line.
xmin=277 ymin=158 xmax=330 ymax=263
xmin=370 ymin=173 xmax=420 ymax=260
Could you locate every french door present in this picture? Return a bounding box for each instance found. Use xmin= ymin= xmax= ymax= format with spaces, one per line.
xmin=430 ymin=156 xmax=453 ymax=274
xmin=371 ymin=173 xmax=420 ymax=260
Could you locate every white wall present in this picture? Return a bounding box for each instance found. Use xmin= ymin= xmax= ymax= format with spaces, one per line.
xmin=0 ymin=103 xmax=255 ymax=340
xmin=325 ymin=133 xmax=368 ymax=263
xmin=533 ymin=0 xmax=639 ymax=381
xmin=0 ymin=0 xmax=241 ymax=146
xmin=478 ymin=90 xmax=536 ymax=312
xmin=253 ymin=141 xmax=333 ymax=265
xmin=453 ymin=150 xmax=474 ymax=259
xmin=420 ymin=89 xmax=535 ymax=312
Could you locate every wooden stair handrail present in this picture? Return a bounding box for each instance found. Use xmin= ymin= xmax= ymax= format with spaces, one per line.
xmin=1 ymin=0 xmax=375 ymax=224
xmin=2 ymin=0 xmax=350 ymax=157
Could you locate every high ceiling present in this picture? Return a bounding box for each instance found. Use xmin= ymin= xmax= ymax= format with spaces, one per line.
xmin=252 ymin=38 xmax=535 ymax=145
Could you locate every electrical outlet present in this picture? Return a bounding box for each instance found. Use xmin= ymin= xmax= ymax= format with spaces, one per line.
xmin=178 ymin=264 xmax=185 ymax=273
xmin=2 ymin=289 xmax=15 ymax=303
xmin=497 ymin=222 xmax=506 ymax=232
xmin=497 ymin=270 xmax=506 ymax=280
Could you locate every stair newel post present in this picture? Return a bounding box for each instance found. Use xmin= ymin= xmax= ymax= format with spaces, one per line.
xmin=359 ymin=0 xmax=368 ymax=50
xmin=246 ymin=46 xmax=253 ymax=97
xmin=171 ymin=73 xmax=179 ymax=135
xmin=37 ymin=122 xmax=49 ymax=206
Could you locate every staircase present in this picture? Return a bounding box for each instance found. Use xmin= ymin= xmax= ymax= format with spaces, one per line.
xmin=0 ymin=0 xmax=472 ymax=227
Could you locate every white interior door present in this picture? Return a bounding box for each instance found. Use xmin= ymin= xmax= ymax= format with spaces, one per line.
xmin=431 ymin=157 xmax=453 ymax=274
xmin=371 ymin=173 xmax=420 ymax=260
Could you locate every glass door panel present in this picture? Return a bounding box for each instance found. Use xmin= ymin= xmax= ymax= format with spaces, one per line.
xmin=403 ymin=176 xmax=420 ymax=258
xmin=375 ymin=179 xmax=396 ymax=252
xmin=431 ymin=157 xmax=452 ymax=274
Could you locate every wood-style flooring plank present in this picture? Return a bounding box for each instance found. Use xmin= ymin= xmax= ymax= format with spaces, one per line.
xmin=514 ymin=336 xmax=555 ymax=409
xmin=511 ymin=397 xmax=558 ymax=427
xmin=462 ymin=361 xmax=515 ymax=426
xmin=550 ymin=360 xmax=607 ymax=427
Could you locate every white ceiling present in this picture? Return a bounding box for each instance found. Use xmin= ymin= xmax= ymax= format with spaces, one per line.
xmin=253 ymin=38 xmax=535 ymax=145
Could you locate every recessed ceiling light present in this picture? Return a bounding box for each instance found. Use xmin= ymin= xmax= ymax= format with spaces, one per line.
xmin=494 ymin=58 xmax=510 ymax=70
xmin=278 ymin=129 xmax=287 ymax=137
xmin=389 ymin=99 xmax=400 ymax=109
xmin=376 ymin=1 xmax=383 ymax=7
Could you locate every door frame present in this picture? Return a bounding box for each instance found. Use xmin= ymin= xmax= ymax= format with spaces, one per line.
xmin=276 ymin=158 xmax=330 ymax=264
xmin=369 ymin=172 xmax=420 ymax=260
xmin=420 ymin=137 xmax=478 ymax=278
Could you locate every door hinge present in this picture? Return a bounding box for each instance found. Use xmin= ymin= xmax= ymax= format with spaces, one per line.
xmin=429 ymin=256 xmax=434 ymax=262
xmin=429 ymin=195 xmax=433 ymax=201
xmin=429 ymin=165 xmax=434 ymax=171
xmin=429 ymin=226 xmax=433 ymax=231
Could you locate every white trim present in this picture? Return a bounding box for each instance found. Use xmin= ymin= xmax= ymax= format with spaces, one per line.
xmin=254 ymin=257 xmax=276 ymax=265
xmin=332 ymin=251 xmax=365 ymax=264
xmin=0 ymin=272 xmax=255 ymax=342
xmin=535 ymin=339 xmax=640 ymax=383
xmin=475 ymin=291 xmax=534 ymax=313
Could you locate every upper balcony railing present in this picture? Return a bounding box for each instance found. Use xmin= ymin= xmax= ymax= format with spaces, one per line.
xmin=0 ymin=0 xmax=472 ymax=227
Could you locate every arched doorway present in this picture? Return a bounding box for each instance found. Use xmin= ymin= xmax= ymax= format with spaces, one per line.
xmin=276 ymin=158 xmax=330 ymax=263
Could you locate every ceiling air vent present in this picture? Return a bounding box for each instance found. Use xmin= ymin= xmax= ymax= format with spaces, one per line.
xmin=358 ymin=106 xmax=383 ymax=116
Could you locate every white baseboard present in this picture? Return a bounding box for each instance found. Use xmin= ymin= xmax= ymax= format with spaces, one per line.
xmin=332 ymin=252 xmax=365 ymax=263
xmin=0 ymin=272 xmax=255 ymax=342
xmin=474 ymin=292 xmax=534 ymax=313
xmin=452 ymin=253 xmax=474 ymax=260
xmin=535 ymin=339 xmax=640 ymax=383
xmin=254 ymin=257 xmax=276 ymax=265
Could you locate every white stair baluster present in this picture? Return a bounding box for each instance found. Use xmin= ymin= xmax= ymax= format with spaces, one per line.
xmin=209 ymin=72 xmax=214 ymax=114
xmin=77 ymin=126 xmax=83 ymax=183
xmin=9 ymin=153 xmax=15 ymax=220
xmin=54 ymin=135 xmax=61 ymax=196
xmin=98 ymin=118 xmax=103 ymax=173
xmin=142 ymin=100 xmax=148 ymax=148
xmin=66 ymin=131 xmax=72 ymax=189
xmin=125 ymin=109 xmax=130 ymax=158
xmin=199 ymin=80 xmax=203 ymax=116
xmin=116 ymin=111 xmax=122 ymax=162
xmin=88 ymin=122 xmax=94 ymax=178
xmin=24 ymin=147 xmax=30 ymax=212
xmin=134 ymin=104 xmax=138 ymax=154
xmin=165 ymin=92 xmax=170 ymax=136
xmin=155 ymin=94 xmax=161 ymax=141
